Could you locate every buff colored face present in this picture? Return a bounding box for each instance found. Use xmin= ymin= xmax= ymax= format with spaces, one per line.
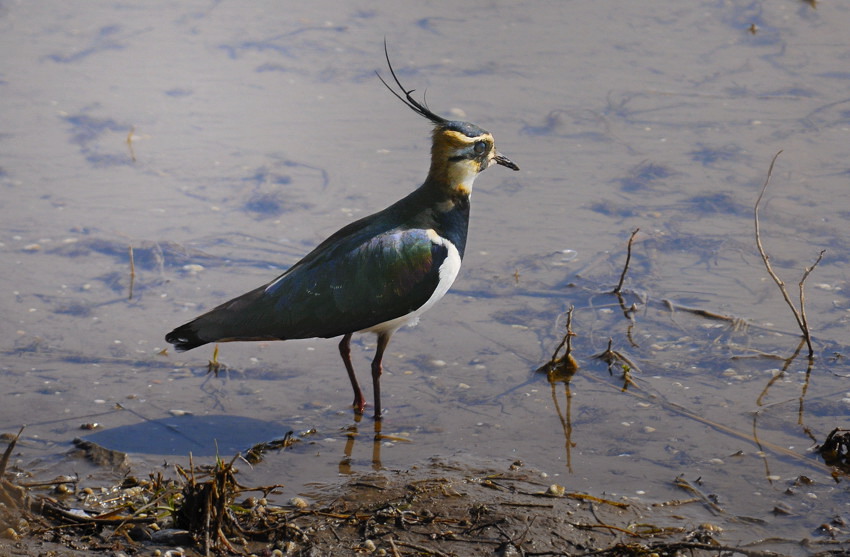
xmin=431 ymin=127 xmax=515 ymax=195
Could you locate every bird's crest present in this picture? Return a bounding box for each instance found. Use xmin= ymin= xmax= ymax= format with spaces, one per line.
xmin=376 ymin=40 xmax=450 ymax=128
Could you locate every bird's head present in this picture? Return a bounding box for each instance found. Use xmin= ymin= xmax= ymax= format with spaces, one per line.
xmin=377 ymin=42 xmax=518 ymax=197
xmin=428 ymin=120 xmax=518 ymax=196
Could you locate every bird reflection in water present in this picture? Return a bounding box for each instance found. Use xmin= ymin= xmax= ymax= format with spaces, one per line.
xmin=339 ymin=415 xmax=412 ymax=474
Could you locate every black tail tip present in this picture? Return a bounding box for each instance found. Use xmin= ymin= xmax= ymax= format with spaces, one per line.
xmin=165 ymin=324 xmax=207 ymax=352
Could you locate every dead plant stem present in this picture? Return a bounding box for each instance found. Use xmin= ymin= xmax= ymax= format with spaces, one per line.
xmin=613 ymin=228 xmax=639 ymax=295
xmin=753 ymin=151 xmax=823 ymax=357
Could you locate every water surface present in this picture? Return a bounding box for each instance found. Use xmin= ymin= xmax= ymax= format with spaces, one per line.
xmin=2 ymin=2 xmax=850 ymax=551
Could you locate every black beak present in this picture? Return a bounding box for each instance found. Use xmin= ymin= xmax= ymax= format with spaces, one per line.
xmin=494 ymin=152 xmax=519 ymax=171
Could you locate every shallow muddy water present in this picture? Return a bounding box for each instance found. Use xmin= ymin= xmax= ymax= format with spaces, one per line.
xmin=3 ymin=1 xmax=850 ymax=552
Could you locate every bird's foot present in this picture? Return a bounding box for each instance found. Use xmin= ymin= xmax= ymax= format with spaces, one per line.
xmin=352 ymin=397 xmax=366 ymax=416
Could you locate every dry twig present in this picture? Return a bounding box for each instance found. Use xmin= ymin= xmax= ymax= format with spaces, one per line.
xmin=0 ymin=426 xmax=24 ymax=476
xmin=126 ymin=126 xmax=137 ymax=162
xmin=128 ymin=245 xmax=135 ymax=300
xmin=613 ymin=228 xmax=640 ymax=295
xmin=753 ymin=151 xmax=825 ymax=357
xmin=546 ymin=305 xmax=578 ymax=370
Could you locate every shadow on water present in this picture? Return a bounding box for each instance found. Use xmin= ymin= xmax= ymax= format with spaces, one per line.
xmin=33 ymin=362 xmax=397 ymax=464
xmin=82 ymin=414 xmax=284 ymax=457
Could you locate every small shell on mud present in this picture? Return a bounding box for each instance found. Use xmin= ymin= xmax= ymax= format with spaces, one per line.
xmin=289 ymin=497 xmax=309 ymax=509
xmin=546 ymin=484 xmax=566 ymax=497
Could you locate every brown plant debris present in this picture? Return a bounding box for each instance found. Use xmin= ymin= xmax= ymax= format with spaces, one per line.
xmin=3 ymin=449 xmax=840 ymax=556
xmin=818 ymin=428 xmax=850 ymax=473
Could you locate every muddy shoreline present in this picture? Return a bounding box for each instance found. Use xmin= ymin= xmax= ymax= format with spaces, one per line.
xmin=2 ymin=445 xmax=845 ymax=556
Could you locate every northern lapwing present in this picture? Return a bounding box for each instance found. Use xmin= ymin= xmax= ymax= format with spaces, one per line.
xmin=165 ymin=45 xmax=519 ymax=418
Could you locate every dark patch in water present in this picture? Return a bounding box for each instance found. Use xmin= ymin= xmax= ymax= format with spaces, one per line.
xmin=240 ymin=162 xmax=328 ymax=219
xmin=94 ymin=270 xmax=131 ymax=294
xmin=46 ymin=25 xmax=127 ymax=64
xmin=47 ymin=239 xmax=212 ymax=271
xmin=245 ymin=168 xmax=292 ymax=186
xmin=256 ymin=63 xmax=301 ymax=74
xmin=64 ymin=114 xmax=126 ymax=145
xmin=164 ymin=88 xmax=194 ymax=97
xmin=218 ymin=26 xmax=346 ymax=61
xmin=520 ymin=110 xmax=567 ymax=137
xmin=62 ymin=113 xmax=131 ymax=167
xmin=84 ymin=153 xmax=132 ymax=168
xmin=243 ymin=192 xmax=291 ymax=216
xmin=353 ymin=10 xmax=378 ymax=19
xmin=219 ymin=41 xmax=294 ymax=60
xmin=241 ymin=168 xmax=298 ymax=217
xmin=763 ymin=87 xmax=818 ymax=98
xmin=689 ymin=143 xmax=744 ymax=166
xmin=50 ymin=300 xmax=92 ymax=317
xmin=416 ymin=17 xmax=449 ymax=33
xmin=616 ymin=161 xmax=673 ymax=193
xmin=687 ymin=191 xmax=747 ymax=215
xmin=589 ymin=201 xmax=640 ymax=218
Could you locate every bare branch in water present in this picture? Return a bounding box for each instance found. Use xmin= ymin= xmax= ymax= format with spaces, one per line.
xmin=613 ymin=228 xmax=640 ymax=295
xmin=753 ymin=151 xmax=824 ymax=357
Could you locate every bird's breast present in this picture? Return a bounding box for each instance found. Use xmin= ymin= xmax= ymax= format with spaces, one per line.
xmin=364 ymin=229 xmax=462 ymax=335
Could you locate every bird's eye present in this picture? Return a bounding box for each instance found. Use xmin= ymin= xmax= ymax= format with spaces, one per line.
xmin=473 ymin=141 xmax=487 ymax=155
